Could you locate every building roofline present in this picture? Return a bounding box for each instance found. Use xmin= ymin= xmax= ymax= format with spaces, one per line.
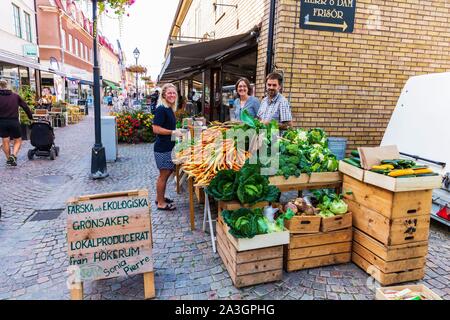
xmin=164 ymin=0 xmax=193 ymax=56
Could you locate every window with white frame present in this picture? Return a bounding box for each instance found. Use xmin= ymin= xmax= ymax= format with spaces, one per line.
xmin=75 ymin=39 xmax=79 ymax=56
xmin=80 ymin=43 xmax=84 ymax=59
xmin=61 ymin=29 xmax=66 ymax=50
xmin=24 ymin=12 xmax=32 ymax=42
xmin=12 ymin=4 xmax=22 ymax=38
xmin=85 ymin=45 xmax=88 ymax=61
xmin=68 ymin=34 xmax=73 ymax=53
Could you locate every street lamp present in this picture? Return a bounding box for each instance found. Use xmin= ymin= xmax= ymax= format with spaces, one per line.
xmin=133 ymin=47 xmax=140 ymax=102
xmin=90 ymin=0 xmax=108 ymax=179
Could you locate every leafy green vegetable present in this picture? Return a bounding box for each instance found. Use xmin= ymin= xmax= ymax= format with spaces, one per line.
xmin=222 ymin=207 xmax=293 ymax=239
xmin=312 ymin=189 xmax=350 ymax=217
xmin=205 ymin=170 xmax=237 ymax=201
xmin=237 ymin=164 xmax=280 ymax=205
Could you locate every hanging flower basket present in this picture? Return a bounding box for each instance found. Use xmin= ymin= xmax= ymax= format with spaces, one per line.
xmin=126 ymin=65 xmax=148 ymax=74
xmin=98 ymin=0 xmax=136 ymax=15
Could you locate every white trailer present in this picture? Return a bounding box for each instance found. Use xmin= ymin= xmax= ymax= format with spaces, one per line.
xmin=382 ymin=72 xmax=450 ymax=227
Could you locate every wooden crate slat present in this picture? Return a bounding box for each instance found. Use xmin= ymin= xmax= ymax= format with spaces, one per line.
xmin=287 ymin=242 xmax=352 ymax=260
xmin=235 ymin=258 xmax=283 ymax=276
xmin=339 ymin=160 xmax=365 ymax=181
xmin=218 ymin=201 xmax=269 ymax=211
xmin=352 ymin=251 xmax=425 ymax=286
xmin=320 ymin=212 xmax=352 ymax=232
xmin=285 ymin=253 xmax=351 ymax=272
xmin=308 ymin=172 xmax=342 ymax=184
xmin=234 ymin=270 xmax=283 ymax=288
xmin=353 ymin=229 xmax=428 ymax=261
xmin=285 ymin=215 xmax=321 ymax=234
xmin=352 ymin=242 xmax=426 ymax=274
xmin=288 ymin=228 xmax=352 ymax=249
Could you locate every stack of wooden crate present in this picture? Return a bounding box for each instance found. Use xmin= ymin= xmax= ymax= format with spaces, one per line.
xmin=216 ymin=201 xmax=289 ymax=288
xmin=343 ymin=175 xmax=433 ymax=286
xmin=283 ymin=212 xmax=353 ymax=272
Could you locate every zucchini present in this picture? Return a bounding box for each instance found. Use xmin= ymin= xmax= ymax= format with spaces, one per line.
xmin=397 ymin=175 xmax=418 ymax=178
xmin=343 ymin=158 xmax=361 ymax=168
xmin=351 ymin=157 xmax=361 ymax=164
xmin=351 ymin=150 xmax=360 ymax=158
xmin=414 ymin=173 xmax=440 ymax=177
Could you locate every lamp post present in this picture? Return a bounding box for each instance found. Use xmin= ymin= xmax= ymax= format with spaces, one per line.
xmin=133 ymin=47 xmax=140 ymax=103
xmin=90 ymin=0 xmax=108 ymax=179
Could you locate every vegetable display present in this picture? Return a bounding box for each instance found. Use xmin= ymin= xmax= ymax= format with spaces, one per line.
xmin=343 ymin=151 xmax=439 ymax=178
xmin=222 ymin=207 xmax=294 ymax=239
xmin=206 ymin=164 xmax=280 ymax=205
xmin=276 ymin=128 xmax=339 ymax=178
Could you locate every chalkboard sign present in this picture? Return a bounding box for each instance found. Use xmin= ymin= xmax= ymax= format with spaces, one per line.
xmin=67 ymin=190 xmax=153 ymax=282
xmin=300 ymin=0 xmax=356 ymax=33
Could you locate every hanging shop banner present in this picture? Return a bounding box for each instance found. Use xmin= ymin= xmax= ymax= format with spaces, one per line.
xmin=299 ymin=0 xmax=356 ymax=33
xmin=67 ymin=190 xmax=153 ymax=282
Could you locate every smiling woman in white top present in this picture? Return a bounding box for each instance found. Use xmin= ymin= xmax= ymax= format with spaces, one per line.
xmin=233 ymin=78 xmax=260 ymax=121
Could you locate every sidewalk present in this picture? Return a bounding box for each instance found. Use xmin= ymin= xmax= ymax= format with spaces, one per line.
xmin=0 ymin=110 xmax=448 ymax=300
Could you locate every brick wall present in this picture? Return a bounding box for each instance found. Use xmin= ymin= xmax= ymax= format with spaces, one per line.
xmin=256 ymin=0 xmax=450 ymax=151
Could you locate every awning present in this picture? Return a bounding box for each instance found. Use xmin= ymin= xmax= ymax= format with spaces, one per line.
xmin=0 ymin=49 xmax=49 ymax=72
xmin=102 ymin=79 xmax=120 ymax=90
xmin=159 ymin=29 xmax=258 ymax=82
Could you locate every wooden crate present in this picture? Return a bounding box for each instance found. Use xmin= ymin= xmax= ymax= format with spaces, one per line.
xmin=309 ymin=172 xmax=342 ymax=184
xmin=284 ymin=228 xmax=352 ymax=272
xmin=347 ymin=199 xmax=431 ymax=246
xmin=320 ymin=212 xmax=352 ymax=232
xmin=269 ymin=175 xmax=309 ymax=187
xmin=376 ymin=284 xmax=443 ymax=300
xmin=353 ymin=229 xmax=428 ymax=262
xmin=217 ymin=214 xmax=289 ymax=252
xmin=343 ymin=175 xmax=433 ymax=220
xmin=216 ymin=217 xmax=283 ymax=288
xmin=363 ymin=170 xmax=442 ymax=192
xmin=352 ymin=252 xmax=425 ymax=286
xmin=285 ymin=215 xmax=321 ymax=234
xmin=339 ymin=161 xmax=365 ymax=181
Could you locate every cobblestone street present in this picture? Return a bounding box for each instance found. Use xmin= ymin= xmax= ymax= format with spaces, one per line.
xmin=0 ymin=110 xmax=449 ymax=300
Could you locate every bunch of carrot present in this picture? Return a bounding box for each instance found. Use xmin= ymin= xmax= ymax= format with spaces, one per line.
xmin=176 ymin=125 xmax=251 ymax=186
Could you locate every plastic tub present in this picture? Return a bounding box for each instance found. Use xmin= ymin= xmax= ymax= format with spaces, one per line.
xmin=328 ymin=137 xmax=348 ymax=160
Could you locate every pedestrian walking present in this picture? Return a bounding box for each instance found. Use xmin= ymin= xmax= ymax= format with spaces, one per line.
xmin=0 ymin=79 xmax=33 ymax=166
xmin=233 ymin=77 xmax=260 ymax=121
xmin=152 ymin=83 xmax=183 ymax=211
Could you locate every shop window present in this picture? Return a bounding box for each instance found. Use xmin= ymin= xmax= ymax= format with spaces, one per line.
xmin=24 ymin=12 xmax=32 ymax=42
xmin=12 ymin=4 xmax=22 ymax=38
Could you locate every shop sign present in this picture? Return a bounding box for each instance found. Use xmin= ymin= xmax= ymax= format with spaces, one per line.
xmin=67 ymin=190 xmax=153 ymax=282
xmin=300 ymin=0 xmax=356 ymax=33
xmin=23 ymin=44 xmax=38 ymax=57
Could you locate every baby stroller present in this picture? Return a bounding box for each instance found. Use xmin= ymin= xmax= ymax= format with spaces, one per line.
xmin=28 ymin=119 xmax=60 ymax=160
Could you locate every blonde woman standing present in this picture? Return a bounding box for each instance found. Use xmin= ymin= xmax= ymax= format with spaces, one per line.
xmin=152 ymin=83 xmax=182 ymax=211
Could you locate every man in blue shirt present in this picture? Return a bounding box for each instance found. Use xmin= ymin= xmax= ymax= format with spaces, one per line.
xmin=257 ymin=72 xmax=293 ymax=130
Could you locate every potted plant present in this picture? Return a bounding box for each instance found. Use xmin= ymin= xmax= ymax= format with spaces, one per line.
xmin=19 ymin=86 xmax=36 ymax=140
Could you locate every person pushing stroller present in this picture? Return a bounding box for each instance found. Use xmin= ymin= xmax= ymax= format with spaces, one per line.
xmin=0 ymin=79 xmax=33 ymax=166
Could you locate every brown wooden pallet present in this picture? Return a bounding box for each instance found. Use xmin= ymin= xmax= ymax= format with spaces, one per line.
xmin=353 ymin=229 xmax=428 ymax=262
xmin=347 ymin=199 xmax=430 ymax=246
xmin=216 ymin=220 xmax=283 ymax=288
xmin=320 ymin=212 xmax=352 ymax=232
xmin=285 ymin=215 xmax=321 ymax=234
xmin=352 ymin=251 xmax=425 ymax=286
xmin=343 ymin=175 xmax=433 ymax=220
